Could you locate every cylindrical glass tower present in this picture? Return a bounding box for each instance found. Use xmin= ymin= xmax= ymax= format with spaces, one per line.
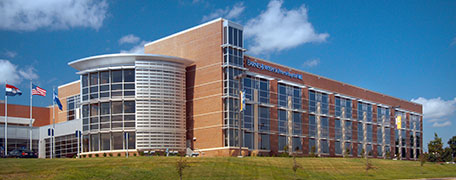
xmin=69 ymin=54 xmax=192 ymax=154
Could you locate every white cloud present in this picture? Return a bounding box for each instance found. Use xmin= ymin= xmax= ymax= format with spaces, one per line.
xmin=0 ymin=0 xmax=108 ymax=31
xmin=302 ymin=58 xmax=320 ymax=68
xmin=411 ymin=97 xmax=456 ymax=128
xmin=18 ymin=66 xmax=39 ymax=80
xmin=118 ymin=34 xmax=140 ymax=45
xmin=0 ymin=59 xmax=38 ymax=85
xmin=433 ymin=121 xmax=452 ymax=128
xmin=201 ymin=2 xmax=245 ymax=22
xmin=244 ymin=0 xmax=329 ymax=55
xmin=3 ymin=50 xmax=17 ymax=58
xmin=411 ymin=97 xmax=456 ymax=120
xmin=120 ymin=41 xmax=148 ymax=54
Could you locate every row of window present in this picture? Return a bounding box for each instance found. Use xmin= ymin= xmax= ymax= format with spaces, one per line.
xmin=242 ymin=107 xmax=421 ymax=146
xmin=82 ymin=132 xmax=135 ymax=152
xmin=82 ymin=69 xmax=135 ymax=87
xmin=82 ymin=101 xmax=136 ymax=131
xmin=223 ymin=26 xmax=243 ymax=48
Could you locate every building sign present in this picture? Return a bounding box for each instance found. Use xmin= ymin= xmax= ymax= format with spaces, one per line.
xmin=246 ymin=60 xmax=303 ymax=80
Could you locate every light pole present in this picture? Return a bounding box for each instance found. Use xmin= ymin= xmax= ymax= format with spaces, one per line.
xmin=234 ymin=73 xmax=246 ymax=157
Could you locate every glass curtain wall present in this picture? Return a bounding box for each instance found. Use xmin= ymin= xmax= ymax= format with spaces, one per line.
xmin=81 ymin=69 xmax=136 ymax=152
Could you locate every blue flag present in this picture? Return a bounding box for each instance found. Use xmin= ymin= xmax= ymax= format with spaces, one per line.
xmin=53 ymin=91 xmax=63 ymax=111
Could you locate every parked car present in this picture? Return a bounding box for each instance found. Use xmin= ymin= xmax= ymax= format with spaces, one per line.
xmin=8 ymin=149 xmax=38 ymax=158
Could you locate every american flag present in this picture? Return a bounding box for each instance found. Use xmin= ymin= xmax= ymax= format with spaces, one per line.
xmin=32 ymin=84 xmax=47 ymax=96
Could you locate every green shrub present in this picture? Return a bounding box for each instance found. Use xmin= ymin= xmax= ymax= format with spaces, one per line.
xmin=82 ymin=154 xmax=87 ymax=158
xmin=88 ymin=154 xmax=92 ymax=158
xmin=117 ymin=153 xmax=121 ymax=157
xmin=95 ymin=154 xmax=99 ymax=157
xmin=139 ymin=151 xmax=145 ymax=156
xmin=103 ymin=153 xmax=107 ymax=157
xmin=134 ymin=153 xmax=137 ymax=157
xmin=109 ymin=153 xmax=113 ymax=157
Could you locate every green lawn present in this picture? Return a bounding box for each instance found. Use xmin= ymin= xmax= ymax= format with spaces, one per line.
xmin=0 ymin=156 xmax=455 ymax=179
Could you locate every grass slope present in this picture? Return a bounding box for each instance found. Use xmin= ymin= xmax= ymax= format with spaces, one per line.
xmin=0 ymin=157 xmax=455 ymax=179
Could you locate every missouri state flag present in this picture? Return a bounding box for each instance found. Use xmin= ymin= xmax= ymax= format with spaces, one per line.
xmin=5 ymin=84 xmax=22 ymax=96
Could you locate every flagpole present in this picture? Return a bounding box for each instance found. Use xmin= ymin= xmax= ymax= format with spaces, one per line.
xmin=4 ymin=81 xmax=8 ymax=157
xmin=30 ymin=81 xmax=33 ymax=151
xmin=52 ymin=88 xmax=55 ymax=159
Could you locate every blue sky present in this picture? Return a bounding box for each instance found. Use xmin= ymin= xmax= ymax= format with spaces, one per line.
xmin=0 ymin=0 xmax=455 ymax=150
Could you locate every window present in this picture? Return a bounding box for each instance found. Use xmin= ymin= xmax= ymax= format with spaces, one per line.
xmin=112 ymin=101 xmax=122 ymax=114
xmin=100 ymin=71 xmax=109 ymax=84
xmin=377 ymin=126 xmax=382 ymax=145
xmin=124 ymin=69 xmax=135 ymax=82
xmin=83 ymin=135 xmax=89 ymax=152
xmin=292 ymin=112 xmax=301 ymax=136
xmin=244 ymin=132 xmax=253 ymax=149
xmin=124 ymin=101 xmax=135 ymax=113
xmin=244 ymin=104 xmax=254 ymax=131
xmin=395 ymin=129 xmax=399 ymax=146
xmin=367 ymin=124 xmax=373 ymax=143
xmin=335 ymin=141 xmax=342 ymax=155
xmin=345 ymin=121 xmax=352 ymax=141
xmin=345 ymin=142 xmax=352 ymax=155
xmin=367 ymin=144 xmax=373 ymax=156
xmin=335 ymin=97 xmax=352 ymax=118
xmin=335 ymin=119 xmax=342 ymax=140
xmin=358 ymin=102 xmax=372 ymax=122
xmin=259 ymin=107 xmax=270 ymax=132
xmin=321 ymin=140 xmax=329 ymax=154
xmin=321 ymin=117 xmax=329 ymax=139
xmin=358 ymin=144 xmax=363 ymax=156
xmin=82 ymin=74 xmax=88 ymax=87
xmin=127 ymin=132 xmax=135 ymax=149
xmin=259 ymin=79 xmax=269 ymax=104
xmin=309 ymin=139 xmax=316 ymax=154
xmin=67 ymin=95 xmax=80 ymax=121
xmin=112 ymin=70 xmax=122 ymax=83
xmin=259 ymin=134 xmax=269 ymax=150
xmin=401 ymin=130 xmax=406 ymax=146
xmin=358 ymin=122 xmax=363 ymax=142
xmin=101 ymin=133 xmax=110 ymax=151
xmin=309 ymin=115 xmax=316 ymax=137
xmin=90 ymin=72 xmax=98 ymax=86
xmin=112 ymin=132 xmax=123 ymax=150
xmin=100 ymin=102 xmax=110 ymax=115
xmin=292 ymin=137 xmax=301 ymax=151
xmin=90 ymin=103 xmax=99 ymax=116
xmin=416 ymin=133 xmax=421 ymax=147
xmin=377 ymin=145 xmax=383 ymax=157
xmin=278 ymin=136 xmax=287 ymax=151
xmin=90 ymin=134 xmax=99 ymax=151
xmin=278 ymin=110 xmax=287 ymax=134
xmin=309 ymin=90 xmax=329 ymax=114
xmin=385 ymin=127 xmax=391 ymax=145
xmin=377 ymin=106 xmax=390 ymax=125
xmin=278 ymin=84 xmax=301 ymax=109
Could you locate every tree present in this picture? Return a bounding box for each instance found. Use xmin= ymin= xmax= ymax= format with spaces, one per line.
xmin=292 ymin=155 xmax=301 ymax=179
xmin=310 ymin=146 xmax=316 ymax=157
xmin=448 ymin=136 xmax=456 ymax=161
xmin=344 ymin=148 xmax=350 ymax=157
xmin=419 ymin=153 xmax=427 ymax=167
xmin=428 ymin=133 xmax=444 ymax=162
xmin=176 ymin=156 xmax=189 ymax=180
xmin=442 ymin=147 xmax=453 ymax=162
